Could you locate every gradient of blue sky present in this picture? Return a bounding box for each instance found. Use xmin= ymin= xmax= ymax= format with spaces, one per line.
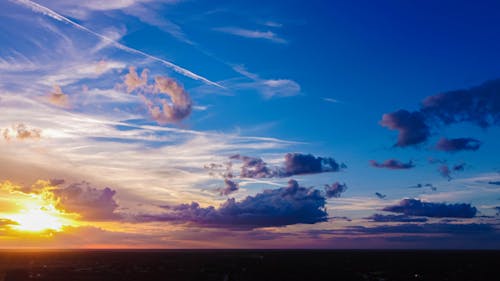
xmin=0 ymin=0 xmax=499 ymax=248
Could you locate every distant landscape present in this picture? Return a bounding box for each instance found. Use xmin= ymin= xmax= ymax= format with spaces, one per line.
xmin=0 ymin=250 xmax=499 ymax=281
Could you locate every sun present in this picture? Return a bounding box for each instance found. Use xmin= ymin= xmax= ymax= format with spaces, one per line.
xmin=0 ymin=181 xmax=80 ymax=233
xmin=7 ymin=207 xmax=66 ymax=232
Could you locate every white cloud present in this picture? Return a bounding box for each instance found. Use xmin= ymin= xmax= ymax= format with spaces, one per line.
xmin=213 ymin=27 xmax=287 ymax=44
xmin=229 ymin=65 xmax=301 ymax=98
xmin=10 ymin=0 xmax=221 ymax=87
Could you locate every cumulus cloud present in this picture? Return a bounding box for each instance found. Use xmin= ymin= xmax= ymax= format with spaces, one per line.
xmin=324 ymin=182 xmax=347 ymax=198
xmin=122 ymin=67 xmax=193 ymax=123
xmin=226 ymin=153 xmax=344 ymax=179
xmin=2 ymin=123 xmax=42 ymax=141
xmin=123 ymin=66 xmax=148 ymax=92
xmin=283 ymin=153 xmax=342 ymax=176
xmin=218 ymin=178 xmax=239 ymax=196
xmin=48 ymin=84 xmax=69 ymax=108
xmin=381 ymin=78 xmax=500 ymax=147
xmin=147 ymin=76 xmax=193 ymax=123
xmin=435 ymin=137 xmax=482 ymax=152
xmin=53 ymin=181 xmax=120 ymax=220
xmin=382 ymin=198 xmax=477 ymax=218
xmin=380 ymin=109 xmax=430 ymax=147
xmin=369 ymin=159 xmax=415 ymax=170
xmin=139 ymin=179 xmax=328 ymax=229
xmin=367 ymin=214 xmax=428 ymax=223
xmin=229 ymin=154 xmax=277 ymax=178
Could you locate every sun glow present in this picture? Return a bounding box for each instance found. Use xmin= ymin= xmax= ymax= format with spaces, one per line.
xmin=7 ymin=207 xmax=66 ymax=232
xmin=1 ymin=181 xmax=79 ymax=233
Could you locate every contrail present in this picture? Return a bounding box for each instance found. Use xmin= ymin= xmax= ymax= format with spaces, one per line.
xmin=11 ymin=0 xmax=222 ymax=88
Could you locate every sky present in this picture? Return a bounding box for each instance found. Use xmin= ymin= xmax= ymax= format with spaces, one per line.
xmin=0 ymin=0 xmax=499 ymax=249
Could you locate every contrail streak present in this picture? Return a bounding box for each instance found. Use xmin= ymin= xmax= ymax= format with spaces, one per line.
xmin=11 ymin=0 xmax=222 ymax=88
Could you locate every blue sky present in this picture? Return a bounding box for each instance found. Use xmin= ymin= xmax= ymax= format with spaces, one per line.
xmin=0 ymin=0 xmax=499 ymax=248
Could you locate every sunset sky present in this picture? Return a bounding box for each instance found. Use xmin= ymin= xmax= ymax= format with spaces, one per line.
xmin=0 ymin=0 xmax=499 ymax=249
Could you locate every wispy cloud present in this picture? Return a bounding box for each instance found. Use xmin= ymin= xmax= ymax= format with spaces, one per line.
xmin=213 ymin=27 xmax=287 ymax=44
xmin=229 ymin=65 xmax=301 ymax=98
xmin=10 ymin=0 xmax=221 ymax=87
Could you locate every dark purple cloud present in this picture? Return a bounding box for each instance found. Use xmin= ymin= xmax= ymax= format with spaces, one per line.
xmin=324 ymin=182 xmax=347 ymax=198
xmin=325 ymin=223 xmax=496 ymax=235
xmin=421 ymin=79 xmax=500 ymax=128
xmin=382 ymin=198 xmax=477 ymax=218
xmin=229 ymin=154 xmax=277 ymax=178
xmin=375 ymin=192 xmax=387 ymax=199
xmin=218 ymin=178 xmax=239 ymax=196
xmin=381 ymin=79 xmax=500 ymax=147
xmin=283 ymin=153 xmax=341 ymax=176
xmin=139 ymin=179 xmax=328 ymax=229
xmin=49 ymin=178 xmax=65 ymax=186
xmin=227 ymin=153 xmax=344 ymax=179
xmin=369 ymin=159 xmax=415 ymax=170
xmin=409 ymin=183 xmax=435 ymax=190
xmin=438 ymin=165 xmax=452 ymax=180
xmin=367 ymin=214 xmax=428 ymax=223
xmin=380 ymin=109 xmax=430 ymax=147
xmin=437 ymin=163 xmax=466 ymax=180
xmin=435 ymin=137 xmax=481 ymax=152
xmin=453 ymin=162 xmax=466 ymax=171
xmin=53 ymin=181 xmax=120 ymax=220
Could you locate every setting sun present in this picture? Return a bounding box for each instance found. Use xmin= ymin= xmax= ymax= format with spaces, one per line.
xmin=0 ymin=181 xmax=80 ymax=233
xmin=7 ymin=208 xmax=65 ymax=232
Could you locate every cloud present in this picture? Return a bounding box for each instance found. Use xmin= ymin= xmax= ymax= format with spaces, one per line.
xmin=283 ymin=153 xmax=342 ymax=176
xmin=12 ymin=0 xmax=221 ymax=87
xmin=2 ymin=123 xmax=42 ymax=141
xmin=409 ymin=183 xmax=436 ymax=191
xmin=227 ymin=153 xmax=344 ymax=179
xmin=213 ymin=27 xmax=287 ymax=44
xmin=435 ymin=137 xmax=482 ymax=152
xmin=453 ymin=162 xmax=466 ymax=171
xmin=139 ymin=179 xmax=328 ymax=229
xmin=148 ymin=76 xmax=193 ymax=123
xmin=323 ymin=223 xmax=496 ymax=235
xmin=367 ymin=214 xmax=428 ymax=223
xmin=48 ymin=84 xmax=69 ymax=108
xmin=122 ymin=67 xmax=193 ymax=123
xmin=381 ymin=78 xmax=500 ymax=147
xmin=369 ymin=159 xmax=415 ymax=170
xmin=218 ymin=178 xmax=239 ymax=196
xmin=375 ymin=192 xmax=387 ymax=199
xmin=438 ymin=165 xmax=452 ymax=180
xmin=488 ymin=181 xmax=500 ymax=186
xmin=382 ymin=198 xmax=477 ymax=218
xmin=230 ymin=65 xmax=301 ymax=98
xmin=53 ymin=181 xmax=120 ymax=220
xmin=229 ymin=154 xmax=277 ymax=178
xmin=323 ymin=98 xmax=341 ymax=104
xmin=437 ymin=163 xmax=466 ymax=180
xmin=324 ymin=182 xmax=347 ymax=198
xmin=123 ymin=66 xmax=148 ymax=93
xmin=380 ymin=110 xmax=430 ymax=147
